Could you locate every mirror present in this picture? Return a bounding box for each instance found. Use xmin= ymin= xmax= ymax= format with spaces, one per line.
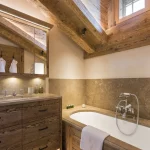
xmin=0 ymin=5 xmax=53 ymax=76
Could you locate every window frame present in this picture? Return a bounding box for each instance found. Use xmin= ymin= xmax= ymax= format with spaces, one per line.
xmin=115 ymin=0 xmax=150 ymax=24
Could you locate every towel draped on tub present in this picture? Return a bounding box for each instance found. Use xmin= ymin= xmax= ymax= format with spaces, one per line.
xmin=80 ymin=125 xmax=109 ymax=150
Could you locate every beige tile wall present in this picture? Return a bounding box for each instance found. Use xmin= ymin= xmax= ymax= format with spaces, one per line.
xmin=1 ymin=77 xmax=150 ymax=120
xmin=49 ymin=78 xmax=150 ymax=119
xmin=0 ymin=76 xmax=45 ymax=95
xmin=85 ymin=79 xmax=150 ymax=120
xmin=49 ymin=79 xmax=85 ymax=108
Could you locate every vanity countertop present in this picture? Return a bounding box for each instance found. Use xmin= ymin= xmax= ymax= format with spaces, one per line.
xmin=0 ymin=93 xmax=61 ymax=106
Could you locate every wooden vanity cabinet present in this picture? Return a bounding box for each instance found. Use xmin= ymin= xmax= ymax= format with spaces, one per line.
xmin=0 ymin=104 xmax=22 ymax=129
xmin=0 ymin=97 xmax=62 ymax=150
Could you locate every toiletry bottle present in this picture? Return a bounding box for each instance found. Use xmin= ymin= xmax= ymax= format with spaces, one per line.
xmin=34 ymin=85 xmax=39 ymax=94
xmin=39 ymin=85 xmax=44 ymax=93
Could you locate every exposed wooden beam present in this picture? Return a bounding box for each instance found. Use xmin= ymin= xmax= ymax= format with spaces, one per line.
xmin=85 ymin=10 xmax=150 ymax=59
xmin=63 ymin=0 xmax=107 ymax=44
xmin=28 ymin=0 xmax=97 ymax=53
xmin=0 ymin=4 xmax=53 ymax=31
xmin=0 ymin=24 xmax=46 ymax=61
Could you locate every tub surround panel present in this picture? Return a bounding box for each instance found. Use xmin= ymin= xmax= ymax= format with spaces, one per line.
xmin=49 ymin=79 xmax=85 ymax=109
xmin=49 ymin=78 xmax=150 ymax=119
xmin=85 ymin=78 xmax=150 ymax=120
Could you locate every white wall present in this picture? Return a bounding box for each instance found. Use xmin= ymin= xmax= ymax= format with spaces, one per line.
xmin=49 ymin=27 xmax=85 ymax=79
xmin=85 ymin=45 xmax=150 ymax=79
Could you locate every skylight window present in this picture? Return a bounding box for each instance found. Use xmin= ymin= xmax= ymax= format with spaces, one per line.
xmin=119 ymin=0 xmax=145 ymax=19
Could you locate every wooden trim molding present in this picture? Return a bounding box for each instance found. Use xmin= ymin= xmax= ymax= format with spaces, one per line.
xmin=0 ymin=4 xmax=53 ymax=31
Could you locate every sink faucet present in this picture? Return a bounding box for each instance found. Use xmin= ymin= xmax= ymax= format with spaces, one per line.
xmin=12 ymin=91 xmax=17 ymax=97
xmin=20 ymin=89 xmax=24 ymax=97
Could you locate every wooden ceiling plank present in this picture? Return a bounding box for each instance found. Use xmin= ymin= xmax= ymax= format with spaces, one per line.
xmin=63 ymin=0 xmax=108 ymax=44
xmin=85 ymin=9 xmax=150 ymax=58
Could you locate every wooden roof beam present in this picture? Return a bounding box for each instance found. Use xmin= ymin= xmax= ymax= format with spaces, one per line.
xmin=63 ymin=0 xmax=108 ymax=44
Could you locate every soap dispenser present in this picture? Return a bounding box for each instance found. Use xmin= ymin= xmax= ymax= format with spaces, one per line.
xmin=39 ymin=85 xmax=44 ymax=93
xmin=34 ymin=85 xmax=39 ymax=94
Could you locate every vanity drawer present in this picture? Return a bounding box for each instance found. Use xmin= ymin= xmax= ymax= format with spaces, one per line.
xmin=23 ymin=100 xmax=60 ymax=123
xmin=23 ymin=134 xmax=60 ymax=150
xmin=23 ymin=116 xmax=60 ymax=145
xmin=0 ymin=104 xmax=22 ymax=129
xmin=0 ymin=125 xmax=22 ymax=150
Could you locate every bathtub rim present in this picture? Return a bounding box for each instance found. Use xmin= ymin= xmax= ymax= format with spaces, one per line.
xmin=62 ymin=105 xmax=149 ymax=150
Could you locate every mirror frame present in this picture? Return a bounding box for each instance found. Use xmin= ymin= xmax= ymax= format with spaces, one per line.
xmin=0 ymin=4 xmax=53 ymax=78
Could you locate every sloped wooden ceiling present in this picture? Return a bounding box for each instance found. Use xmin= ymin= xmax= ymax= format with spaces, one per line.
xmin=27 ymin=0 xmax=150 ymax=58
xmin=80 ymin=0 xmax=110 ymax=30
xmin=27 ymin=0 xmax=108 ymax=54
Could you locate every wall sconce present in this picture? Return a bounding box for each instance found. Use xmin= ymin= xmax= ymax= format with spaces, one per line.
xmin=81 ymin=28 xmax=87 ymax=36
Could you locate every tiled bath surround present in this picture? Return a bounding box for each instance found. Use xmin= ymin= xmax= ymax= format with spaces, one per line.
xmin=49 ymin=78 xmax=150 ymax=120
xmin=49 ymin=79 xmax=85 ymax=109
xmin=86 ymin=78 xmax=150 ymax=120
xmin=0 ymin=76 xmax=45 ymax=95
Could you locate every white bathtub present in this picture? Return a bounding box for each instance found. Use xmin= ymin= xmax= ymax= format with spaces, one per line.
xmin=70 ymin=112 xmax=150 ymax=150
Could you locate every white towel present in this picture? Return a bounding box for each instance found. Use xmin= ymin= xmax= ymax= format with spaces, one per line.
xmin=0 ymin=57 xmax=6 ymax=73
xmin=80 ymin=125 xmax=109 ymax=150
xmin=9 ymin=59 xmax=18 ymax=73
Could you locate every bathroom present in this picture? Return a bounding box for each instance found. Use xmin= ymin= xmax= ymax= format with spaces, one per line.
xmin=0 ymin=0 xmax=150 ymax=150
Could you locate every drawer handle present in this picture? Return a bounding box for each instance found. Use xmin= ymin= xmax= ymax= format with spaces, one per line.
xmin=39 ymin=126 xmax=48 ymax=131
xmin=39 ymin=145 xmax=48 ymax=150
xmin=38 ymin=109 xmax=48 ymax=112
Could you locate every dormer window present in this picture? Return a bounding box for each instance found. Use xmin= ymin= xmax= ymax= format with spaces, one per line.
xmin=113 ymin=0 xmax=150 ymax=24
xmin=119 ymin=0 xmax=145 ymax=19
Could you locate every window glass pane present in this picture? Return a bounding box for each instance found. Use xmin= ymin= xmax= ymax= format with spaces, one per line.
xmin=126 ymin=4 xmax=132 ymax=16
xmin=119 ymin=0 xmax=145 ymax=19
xmin=133 ymin=0 xmax=145 ymax=12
